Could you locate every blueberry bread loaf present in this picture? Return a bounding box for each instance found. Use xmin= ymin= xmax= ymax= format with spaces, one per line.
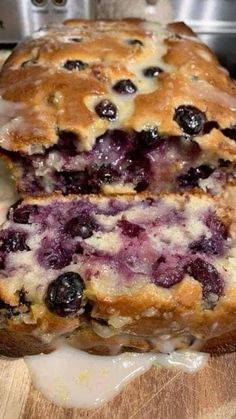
xmin=0 ymin=19 xmax=235 ymax=196
xmin=0 ymin=192 xmax=235 ymax=357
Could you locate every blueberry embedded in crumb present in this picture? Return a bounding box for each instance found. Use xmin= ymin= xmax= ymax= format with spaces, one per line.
xmin=63 ymin=60 xmax=88 ymax=71
xmin=218 ymin=159 xmax=231 ymax=168
xmin=65 ymin=213 xmax=98 ymax=239
xmin=95 ymin=99 xmax=117 ymax=121
xmin=189 ymin=236 xmax=223 ymax=255
xmin=18 ymin=289 xmax=31 ymax=308
xmin=127 ymin=154 xmax=151 ymax=191
xmin=58 ymin=170 xmax=99 ymax=194
xmin=177 ymin=165 xmax=214 ymax=188
xmin=70 ymin=38 xmax=82 ymax=43
xmin=113 ymin=79 xmax=137 ymax=95
xmin=118 ymin=219 xmax=145 ymax=238
xmin=143 ymin=66 xmax=163 ymax=78
xmin=127 ymin=39 xmax=143 ymax=46
xmin=186 ymin=258 xmax=223 ymax=300
xmin=10 ymin=205 xmax=38 ymax=224
xmin=174 ymin=105 xmax=206 ymax=135
xmin=0 ymin=254 xmax=5 ymax=270
xmin=222 ymin=127 xmax=236 ymax=141
xmin=0 ymin=230 xmax=30 ymax=253
xmin=152 ymin=256 xmax=185 ymax=288
xmin=203 ymin=121 xmax=219 ymax=134
xmin=45 ymin=272 xmax=84 ymax=317
xmin=57 ymin=131 xmax=78 ymax=155
xmin=94 ymin=164 xmax=119 ymax=184
xmin=137 ymin=128 xmax=161 ymax=151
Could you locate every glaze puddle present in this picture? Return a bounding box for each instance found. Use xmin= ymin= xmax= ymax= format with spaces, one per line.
xmin=25 ymin=345 xmax=209 ymax=409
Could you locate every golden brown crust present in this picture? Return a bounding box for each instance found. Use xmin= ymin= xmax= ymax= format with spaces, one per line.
xmin=0 ymin=19 xmax=235 ymax=159
xmin=0 ymin=329 xmax=54 ymax=357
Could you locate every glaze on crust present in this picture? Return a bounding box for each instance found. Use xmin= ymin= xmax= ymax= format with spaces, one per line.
xmin=0 ymin=192 xmax=235 ymax=357
xmin=0 ymin=20 xmax=235 ymax=196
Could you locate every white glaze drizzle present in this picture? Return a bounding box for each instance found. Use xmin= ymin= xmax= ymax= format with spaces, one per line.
xmin=25 ymin=345 xmax=209 ymax=409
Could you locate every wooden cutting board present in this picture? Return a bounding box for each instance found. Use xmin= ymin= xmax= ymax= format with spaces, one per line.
xmin=0 ymin=353 xmax=236 ymax=419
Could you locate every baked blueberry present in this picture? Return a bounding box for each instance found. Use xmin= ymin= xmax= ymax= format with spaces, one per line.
xmin=10 ymin=205 xmax=38 ymax=224
xmin=63 ymin=60 xmax=88 ymax=71
xmin=18 ymin=289 xmax=31 ymax=308
xmin=152 ymin=256 xmax=184 ymax=288
xmin=178 ymin=165 xmax=214 ymax=188
xmin=59 ymin=170 xmax=94 ymax=194
xmin=95 ymin=164 xmax=119 ymax=184
xmin=127 ymin=39 xmax=143 ymax=46
xmin=143 ymin=66 xmax=163 ymax=77
xmin=113 ymin=79 xmax=137 ymax=94
xmin=0 ymin=230 xmax=30 ymax=252
xmin=45 ymin=272 xmax=84 ymax=317
xmin=203 ymin=121 xmax=219 ymax=134
xmin=174 ymin=105 xmax=206 ymax=135
xmin=222 ymin=127 xmax=236 ymax=141
xmin=127 ymin=155 xmax=151 ymax=192
xmin=0 ymin=254 xmax=5 ymax=270
xmin=95 ymin=99 xmax=117 ymax=121
xmin=189 ymin=236 xmax=224 ymax=255
xmin=186 ymin=258 xmax=223 ymax=299
xmin=57 ymin=131 xmax=78 ymax=155
xmin=70 ymin=38 xmax=82 ymax=42
xmin=65 ymin=213 xmax=98 ymax=239
xmin=137 ymin=128 xmax=161 ymax=151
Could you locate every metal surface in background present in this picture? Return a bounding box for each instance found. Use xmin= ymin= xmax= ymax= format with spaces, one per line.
xmin=0 ymin=0 xmax=235 ymax=76
xmin=0 ymin=0 xmax=94 ymax=43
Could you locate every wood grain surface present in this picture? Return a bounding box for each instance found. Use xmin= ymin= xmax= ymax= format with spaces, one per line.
xmin=0 ymin=353 xmax=236 ymax=419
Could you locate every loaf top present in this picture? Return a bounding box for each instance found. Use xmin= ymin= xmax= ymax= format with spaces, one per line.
xmin=0 ymin=19 xmax=235 ymax=160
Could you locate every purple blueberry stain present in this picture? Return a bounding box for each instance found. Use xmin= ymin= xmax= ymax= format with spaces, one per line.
xmin=37 ymin=239 xmax=73 ymax=269
xmin=45 ymin=272 xmax=84 ymax=317
xmin=174 ymin=105 xmax=206 ymax=135
xmin=58 ymin=170 xmax=98 ymax=194
xmin=118 ymin=219 xmax=145 ymax=238
xmin=189 ymin=236 xmax=224 ymax=255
